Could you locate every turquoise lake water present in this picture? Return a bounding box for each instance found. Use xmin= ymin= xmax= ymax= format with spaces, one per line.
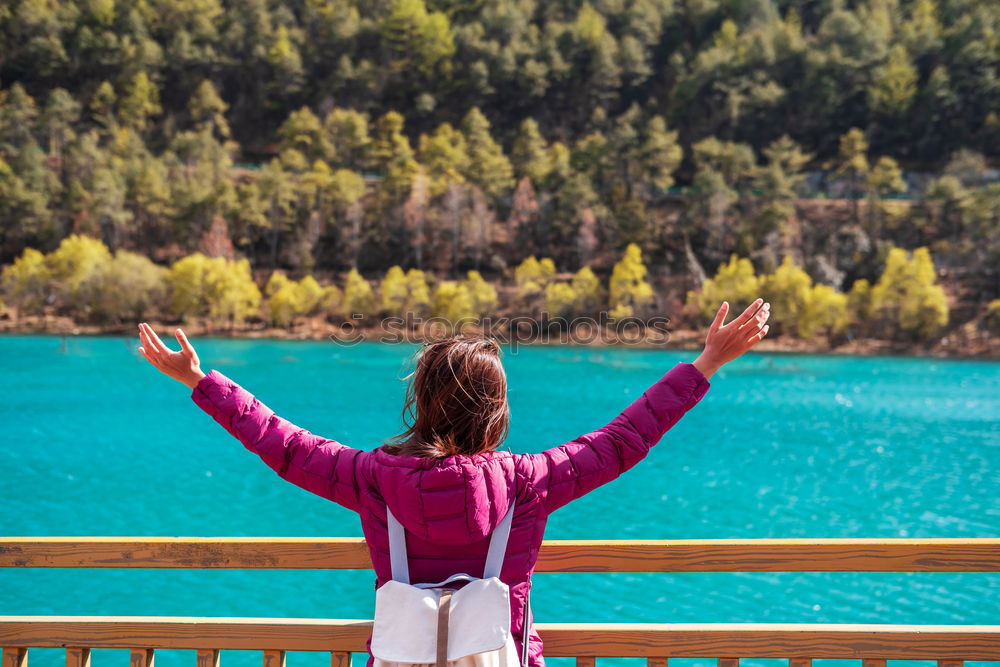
xmin=2 ymin=334 xmax=999 ymax=667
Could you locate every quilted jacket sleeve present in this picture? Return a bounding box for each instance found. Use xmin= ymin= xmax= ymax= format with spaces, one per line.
xmin=191 ymin=369 xmax=367 ymax=513
xmin=517 ymin=362 xmax=710 ymax=514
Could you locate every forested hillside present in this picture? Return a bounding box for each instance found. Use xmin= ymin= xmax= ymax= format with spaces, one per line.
xmin=0 ymin=0 xmax=998 ymax=345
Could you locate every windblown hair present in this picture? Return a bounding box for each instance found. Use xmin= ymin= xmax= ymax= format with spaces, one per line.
xmin=383 ymin=334 xmax=510 ymax=458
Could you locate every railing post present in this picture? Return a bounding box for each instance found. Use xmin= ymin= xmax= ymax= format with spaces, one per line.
xmin=647 ymin=658 xmax=668 ymax=667
xmin=577 ymin=657 xmax=596 ymax=667
xmin=790 ymin=659 xmax=812 ymax=667
xmin=66 ymin=648 xmax=90 ymax=667
xmin=862 ymin=660 xmax=886 ymax=667
xmin=131 ymin=649 xmax=154 ymax=667
xmin=3 ymin=648 xmax=27 ymax=667
xmin=263 ymin=651 xmax=285 ymax=667
xmin=197 ymin=649 xmax=220 ymax=667
xmin=938 ymin=662 xmax=964 ymax=667
xmin=719 ymin=658 xmax=739 ymax=667
xmin=330 ymin=652 xmax=350 ymax=667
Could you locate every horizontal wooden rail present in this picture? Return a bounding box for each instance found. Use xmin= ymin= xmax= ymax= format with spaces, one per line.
xmin=2 ymin=537 xmax=999 ymax=572
xmin=2 ymin=617 xmax=999 ymax=659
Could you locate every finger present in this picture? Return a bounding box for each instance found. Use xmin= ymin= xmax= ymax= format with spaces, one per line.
xmin=746 ymin=304 xmax=770 ymax=329
xmin=733 ymin=298 xmax=764 ymax=327
xmin=175 ymin=328 xmax=197 ymax=359
xmin=748 ymin=324 xmax=770 ymax=345
xmin=138 ymin=346 xmax=160 ymax=367
xmin=138 ymin=327 xmax=160 ymax=361
xmin=143 ymin=323 xmax=172 ymax=354
xmin=710 ymin=302 xmax=728 ymax=333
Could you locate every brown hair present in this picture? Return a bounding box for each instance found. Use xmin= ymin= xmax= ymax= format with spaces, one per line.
xmin=383 ymin=334 xmax=509 ymax=458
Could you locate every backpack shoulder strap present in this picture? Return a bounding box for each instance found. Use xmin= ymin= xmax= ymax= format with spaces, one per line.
xmin=386 ymin=500 xmax=516 ymax=584
xmin=483 ymin=502 xmax=515 ymax=579
xmin=386 ymin=507 xmax=410 ymax=584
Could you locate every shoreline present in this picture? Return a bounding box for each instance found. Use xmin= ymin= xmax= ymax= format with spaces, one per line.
xmin=3 ymin=314 xmax=998 ymax=360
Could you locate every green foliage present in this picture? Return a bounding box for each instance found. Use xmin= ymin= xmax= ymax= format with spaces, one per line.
xmin=832 ymin=128 xmax=870 ymax=190
xmin=417 ymin=123 xmax=468 ymax=197
xmin=119 ymin=71 xmax=161 ymax=131
xmin=380 ymin=265 xmax=431 ymax=317
xmin=46 ymin=234 xmax=114 ymax=312
xmin=544 ymin=266 xmax=606 ymax=319
xmin=1 ymin=247 xmax=50 ymax=316
xmin=511 ymin=118 xmax=549 ymax=184
xmin=0 ymin=0 xmax=996 ymax=342
xmin=760 ymin=255 xmax=812 ymax=334
xmin=462 ymin=270 xmax=497 ymax=316
xmin=759 ymin=256 xmax=848 ymax=338
xmin=432 ymin=280 xmax=475 ymax=324
xmin=278 ymin=107 xmax=330 ymax=162
xmin=324 ymin=108 xmax=370 ymax=169
xmin=372 ymin=111 xmax=418 ymax=203
xmin=869 ymin=246 xmax=949 ymax=340
xmin=868 ymin=44 xmax=918 ymax=115
xmin=167 ymin=253 xmax=261 ymax=327
xmin=544 ymin=281 xmax=577 ymax=319
xmin=867 ymin=156 xmax=907 ymax=195
xmin=265 ymin=271 xmax=327 ymax=328
xmin=92 ymin=249 xmax=167 ymax=323
xmin=799 ymin=284 xmax=849 ymax=338
xmin=571 ymin=266 xmax=605 ymax=316
xmin=189 ymin=80 xmax=229 ymax=139
xmin=608 ymin=243 xmax=654 ymax=318
xmin=342 ymin=267 xmax=375 ymax=316
xmin=847 ymin=278 xmax=873 ymax=322
xmin=461 ymin=108 xmax=513 ymax=200
xmin=985 ymin=299 xmax=1000 ymax=335
xmin=381 ymin=0 xmax=456 ymax=75
xmin=514 ymin=256 xmax=556 ymax=300
xmin=689 ymin=255 xmax=761 ymax=322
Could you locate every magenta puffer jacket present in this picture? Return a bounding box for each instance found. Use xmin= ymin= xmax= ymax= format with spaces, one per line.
xmin=191 ymin=361 xmax=710 ymax=667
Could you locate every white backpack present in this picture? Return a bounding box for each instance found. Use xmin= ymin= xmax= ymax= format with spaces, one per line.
xmin=370 ymin=503 xmax=527 ymax=667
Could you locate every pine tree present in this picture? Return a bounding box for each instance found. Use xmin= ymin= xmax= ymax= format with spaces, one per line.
xmin=461 ymin=107 xmax=513 ymax=200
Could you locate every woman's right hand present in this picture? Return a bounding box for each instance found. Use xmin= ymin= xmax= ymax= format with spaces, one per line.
xmin=138 ymin=322 xmax=207 ymax=390
xmin=691 ymin=299 xmax=770 ymax=380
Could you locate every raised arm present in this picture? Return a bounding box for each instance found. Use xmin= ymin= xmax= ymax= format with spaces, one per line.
xmin=517 ymin=299 xmax=770 ymax=514
xmin=137 ymin=323 xmax=367 ymax=512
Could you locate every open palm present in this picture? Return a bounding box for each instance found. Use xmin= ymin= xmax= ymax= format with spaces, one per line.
xmin=137 ymin=322 xmax=206 ymax=389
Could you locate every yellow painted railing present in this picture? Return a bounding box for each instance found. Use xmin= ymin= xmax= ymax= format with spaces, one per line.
xmin=2 ymin=537 xmax=999 ymax=665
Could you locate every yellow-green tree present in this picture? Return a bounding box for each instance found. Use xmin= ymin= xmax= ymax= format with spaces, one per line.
xmin=544 ymin=281 xmax=578 ymax=318
xmin=167 ymin=253 xmax=261 ymax=327
xmin=432 ymin=280 xmax=475 ymax=324
xmin=608 ymin=243 xmax=654 ymax=318
xmin=380 ymin=266 xmax=431 ymax=317
xmin=265 ymin=271 xmax=324 ymax=328
xmin=342 ymin=268 xmax=375 ymax=316
xmin=1 ymin=247 xmax=50 ymax=318
xmin=46 ymin=234 xmax=113 ymax=313
xmin=93 ymin=249 xmax=167 ymax=323
xmin=545 ymin=266 xmax=606 ymax=319
xmin=760 ymin=256 xmax=812 ymax=335
xmin=514 ymin=256 xmax=556 ymax=302
xmin=205 ymin=257 xmax=261 ymax=327
xmin=985 ymin=299 xmax=1000 ymax=336
xmin=688 ymin=254 xmax=761 ymax=322
xmin=463 ymin=270 xmax=497 ymax=317
xmin=799 ymin=285 xmax=849 ymax=338
xmin=571 ymin=266 xmax=605 ymax=315
xmin=869 ymin=246 xmax=949 ymax=340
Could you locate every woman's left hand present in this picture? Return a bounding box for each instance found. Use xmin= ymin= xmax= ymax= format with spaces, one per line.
xmin=137 ymin=322 xmax=206 ymax=389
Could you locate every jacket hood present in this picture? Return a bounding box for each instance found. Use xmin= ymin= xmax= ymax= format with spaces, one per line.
xmin=371 ymin=447 xmax=517 ymax=545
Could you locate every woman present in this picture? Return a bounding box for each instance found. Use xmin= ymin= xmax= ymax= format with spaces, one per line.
xmin=137 ymin=298 xmax=770 ymax=667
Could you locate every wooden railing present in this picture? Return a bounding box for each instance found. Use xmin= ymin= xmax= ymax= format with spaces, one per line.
xmin=2 ymin=537 xmax=999 ymax=665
